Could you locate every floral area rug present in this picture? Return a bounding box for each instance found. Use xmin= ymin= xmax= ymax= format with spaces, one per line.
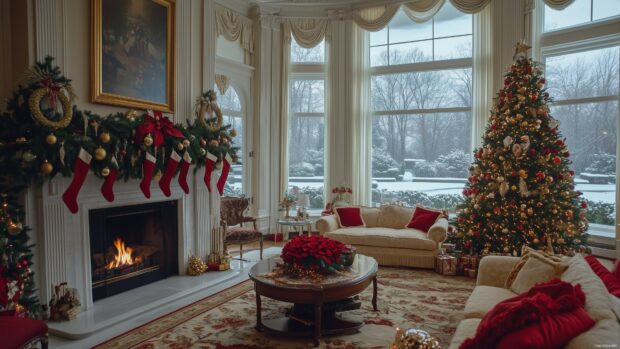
xmin=93 ymin=268 xmax=475 ymax=349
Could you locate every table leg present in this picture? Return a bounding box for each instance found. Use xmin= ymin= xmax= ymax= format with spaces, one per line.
xmin=372 ymin=275 xmax=378 ymax=311
xmin=255 ymin=291 xmax=263 ymax=331
xmin=313 ymin=303 xmax=321 ymax=347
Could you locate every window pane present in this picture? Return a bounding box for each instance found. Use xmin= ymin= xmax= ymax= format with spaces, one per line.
xmin=370 ymin=46 xmax=388 ymax=67
xmin=544 ymin=0 xmax=591 ymax=31
xmin=552 ymin=101 xmax=618 ymax=227
xmin=223 ymin=115 xmax=244 ymax=197
xmin=370 ymin=28 xmax=388 ymax=46
xmin=288 ymin=116 xmax=325 ymax=211
xmin=389 ymin=41 xmax=433 ymax=64
xmin=371 ymin=112 xmax=472 ymax=209
xmin=290 ymin=79 xmax=325 ymax=113
xmin=545 ymin=46 xmax=620 ymax=100
xmin=216 ymin=85 xmax=242 ymax=112
xmin=371 ymin=68 xmax=472 ymax=111
xmin=434 ymin=35 xmax=472 ymax=60
xmin=593 ymin=0 xmax=620 ymax=21
xmin=389 ymin=11 xmax=432 ymax=44
xmin=433 ymin=2 xmax=472 ymax=38
xmin=291 ymin=37 xmax=325 ymax=63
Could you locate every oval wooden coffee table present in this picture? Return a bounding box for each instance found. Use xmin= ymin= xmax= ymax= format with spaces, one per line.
xmin=249 ymin=254 xmax=378 ymax=347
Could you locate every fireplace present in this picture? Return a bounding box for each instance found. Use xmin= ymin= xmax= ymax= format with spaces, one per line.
xmin=89 ymin=201 xmax=178 ymax=301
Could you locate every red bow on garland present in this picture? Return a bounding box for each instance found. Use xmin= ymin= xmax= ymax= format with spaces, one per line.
xmin=134 ymin=110 xmax=184 ymax=147
xmin=41 ymin=76 xmax=61 ymax=110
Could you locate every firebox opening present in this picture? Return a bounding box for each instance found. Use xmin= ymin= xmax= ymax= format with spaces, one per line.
xmin=89 ymin=201 xmax=178 ymax=301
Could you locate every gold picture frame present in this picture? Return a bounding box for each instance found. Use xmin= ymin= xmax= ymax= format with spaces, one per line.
xmin=91 ymin=0 xmax=175 ymax=112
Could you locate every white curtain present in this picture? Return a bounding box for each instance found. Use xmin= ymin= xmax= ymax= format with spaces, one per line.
xmin=541 ymin=0 xmax=575 ymax=10
xmin=472 ymin=3 xmax=494 ymax=148
xmin=280 ymin=22 xmax=292 ymax=199
xmin=349 ymin=24 xmax=373 ymax=205
xmin=215 ymin=5 xmax=254 ymax=63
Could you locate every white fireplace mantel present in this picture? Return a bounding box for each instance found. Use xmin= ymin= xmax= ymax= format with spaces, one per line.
xmin=25 ymin=169 xmax=214 ymax=309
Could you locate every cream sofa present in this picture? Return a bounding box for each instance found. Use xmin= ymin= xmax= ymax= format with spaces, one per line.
xmin=316 ymin=205 xmax=448 ymax=268
xmin=449 ymin=254 xmax=620 ymax=349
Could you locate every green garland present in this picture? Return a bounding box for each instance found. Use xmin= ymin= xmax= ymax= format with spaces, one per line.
xmin=0 ymin=57 xmax=238 ymax=190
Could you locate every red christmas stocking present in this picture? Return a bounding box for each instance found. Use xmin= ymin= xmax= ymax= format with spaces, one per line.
xmin=178 ymin=151 xmax=192 ymax=194
xmin=62 ymin=148 xmax=92 ymax=214
xmin=101 ymin=157 xmax=119 ymax=202
xmin=140 ymin=152 xmax=156 ymax=198
xmin=217 ymin=153 xmax=232 ymax=195
xmin=204 ymin=152 xmax=217 ymax=192
xmin=159 ymin=150 xmax=181 ymax=197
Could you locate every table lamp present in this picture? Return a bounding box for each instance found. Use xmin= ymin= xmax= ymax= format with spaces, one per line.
xmin=296 ymin=193 xmax=311 ymax=219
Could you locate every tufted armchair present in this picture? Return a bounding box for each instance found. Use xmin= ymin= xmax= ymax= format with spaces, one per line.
xmin=220 ymin=197 xmax=263 ymax=261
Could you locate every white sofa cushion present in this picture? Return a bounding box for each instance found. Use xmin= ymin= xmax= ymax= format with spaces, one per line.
xmin=463 ymin=285 xmax=517 ymax=319
xmin=377 ymin=205 xmax=414 ymax=229
xmin=324 ymin=227 xmax=437 ymax=251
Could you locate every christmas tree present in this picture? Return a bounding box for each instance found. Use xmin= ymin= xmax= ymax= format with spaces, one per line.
xmin=0 ymin=194 xmax=41 ymax=318
xmin=455 ymin=43 xmax=588 ymax=256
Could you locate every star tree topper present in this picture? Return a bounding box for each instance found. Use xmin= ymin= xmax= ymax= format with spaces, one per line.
xmin=513 ymin=41 xmax=532 ymax=59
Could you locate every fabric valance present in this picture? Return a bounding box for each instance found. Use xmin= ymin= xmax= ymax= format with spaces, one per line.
xmin=215 ymin=5 xmax=254 ymax=54
xmin=283 ymin=18 xmax=331 ymax=47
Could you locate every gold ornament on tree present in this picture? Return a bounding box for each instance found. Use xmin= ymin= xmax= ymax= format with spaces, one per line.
xmin=46 ymin=133 xmax=57 ymax=145
xmin=99 ymin=132 xmax=111 ymax=144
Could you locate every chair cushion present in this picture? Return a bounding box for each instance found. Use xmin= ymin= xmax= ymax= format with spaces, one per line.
xmin=405 ymin=206 xmax=442 ymax=232
xmin=0 ymin=316 xmax=47 ymax=348
xmin=335 ymin=207 xmax=365 ymax=227
xmin=225 ymin=227 xmax=261 ymax=242
xmin=324 ymin=227 xmax=436 ymax=251
xmin=464 ymin=285 xmax=518 ymax=319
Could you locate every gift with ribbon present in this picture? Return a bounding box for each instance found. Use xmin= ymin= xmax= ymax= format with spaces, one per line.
xmin=435 ymin=253 xmax=457 ymax=276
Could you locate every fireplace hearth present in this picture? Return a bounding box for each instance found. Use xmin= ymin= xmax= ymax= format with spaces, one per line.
xmin=89 ymin=201 xmax=178 ymax=301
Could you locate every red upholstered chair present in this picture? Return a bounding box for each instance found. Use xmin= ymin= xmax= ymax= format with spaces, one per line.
xmin=220 ymin=197 xmax=263 ymax=261
xmin=0 ymin=315 xmax=48 ymax=349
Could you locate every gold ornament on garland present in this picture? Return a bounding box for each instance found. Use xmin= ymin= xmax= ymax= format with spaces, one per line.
xmin=101 ymin=167 xmax=110 ymax=177
xmin=99 ymin=132 xmax=111 ymax=144
xmin=46 ymin=133 xmax=57 ymax=145
xmin=40 ymin=160 xmax=53 ymax=175
xmin=143 ymin=135 xmax=154 ymax=147
xmin=94 ymin=147 xmax=106 ymax=161
xmin=229 ymin=128 xmax=237 ymax=137
xmin=187 ymin=255 xmax=207 ymax=276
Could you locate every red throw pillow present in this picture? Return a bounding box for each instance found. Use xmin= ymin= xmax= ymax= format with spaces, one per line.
xmin=584 ymin=255 xmax=620 ymax=298
xmin=460 ymin=278 xmax=593 ymax=349
xmin=335 ymin=207 xmax=365 ymax=227
xmin=405 ymin=206 xmax=441 ymax=232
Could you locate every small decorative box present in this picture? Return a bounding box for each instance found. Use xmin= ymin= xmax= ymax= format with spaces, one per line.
xmin=464 ymin=267 xmax=477 ymax=279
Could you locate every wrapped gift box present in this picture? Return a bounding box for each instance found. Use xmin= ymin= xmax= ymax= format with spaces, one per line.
xmin=442 ymin=243 xmax=457 ymax=253
xmin=436 ymin=254 xmax=457 ymax=276
xmin=464 ymin=267 xmax=477 ymax=279
xmin=461 ymin=254 xmax=479 ymax=270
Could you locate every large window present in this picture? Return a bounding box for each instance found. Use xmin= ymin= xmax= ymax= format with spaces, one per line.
xmin=370 ymin=3 xmax=473 ymax=210
xmin=541 ymin=3 xmax=619 ymax=238
xmin=216 ymin=84 xmax=245 ymax=197
xmin=287 ymin=38 xmax=326 ymax=213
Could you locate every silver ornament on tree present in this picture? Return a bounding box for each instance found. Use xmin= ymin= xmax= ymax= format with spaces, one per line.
xmin=503 ymin=136 xmax=513 ymax=148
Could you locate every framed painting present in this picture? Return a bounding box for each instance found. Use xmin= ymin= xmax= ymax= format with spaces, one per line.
xmin=91 ymin=0 xmax=175 ymax=112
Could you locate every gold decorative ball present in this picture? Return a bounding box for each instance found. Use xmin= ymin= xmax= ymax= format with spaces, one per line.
xmin=99 ymin=132 xmax=111 ymax=144
xmin=199 ymin=148 xmax=206 ymax=156
xmin=187 ymin=255 xmax=207 ymax=276
xmin=182 ymin=139 xmax=190 ymax=148
xmin=46 ymin=133 xmax=57 ymax=145
xmin=229 ymin=128 xmax=238 ymax=137
xmin=177 ymin=142 xmax=184 ymax=150
xmin=101 ymin=167 xmax=110 ymax=177
xmin=40 ymin=160 xmax=53 ymax=175
xmin=209 ymin=139 xmax=219 ymax=146
xmin=533 ymin=238 xmax=540 ymax=244
xmin=392 ymin=327 xmax=441 ymax=349
xmin=143 ymin=135 xmax=154 ymax=147
xmin=95 ymin=147 xmax=107 ymax=161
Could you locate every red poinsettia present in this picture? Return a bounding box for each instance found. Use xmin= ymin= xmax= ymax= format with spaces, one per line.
xmin=281 ymin=235 xmax=348 ymax=273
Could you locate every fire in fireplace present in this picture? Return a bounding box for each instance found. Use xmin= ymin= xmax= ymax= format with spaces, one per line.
xmin=89 ymin=201 xmax=178 ymax=301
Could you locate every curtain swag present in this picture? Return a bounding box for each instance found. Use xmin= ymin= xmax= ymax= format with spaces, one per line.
xmin=283 ymin=18 xmax=331 ymax=48
xmin=215 ymin=5 xmax=254 ymax=54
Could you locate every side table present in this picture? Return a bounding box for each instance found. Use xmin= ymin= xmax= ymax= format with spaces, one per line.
xmin=275 ymin=219 xmax=313 ymax=241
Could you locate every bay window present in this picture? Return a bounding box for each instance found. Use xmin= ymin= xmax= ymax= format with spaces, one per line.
xmin=370 ymin=2 xmax=473 ymax=210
